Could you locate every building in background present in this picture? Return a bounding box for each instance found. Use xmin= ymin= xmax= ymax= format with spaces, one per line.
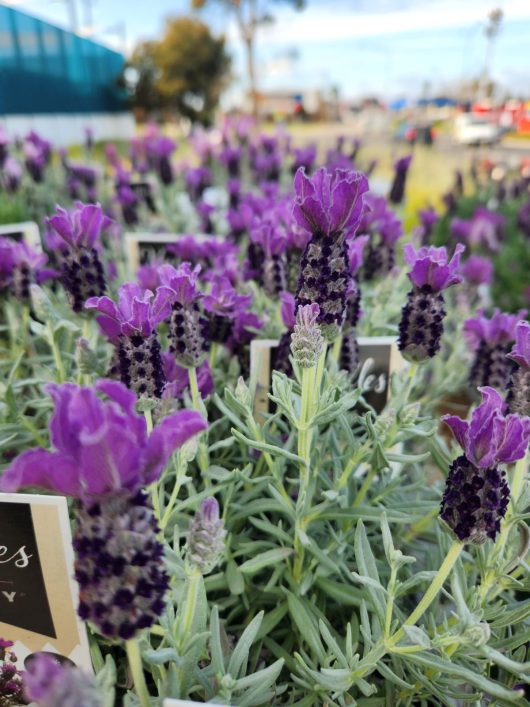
xmin=0 ymin=5 xmax=134 ymax=145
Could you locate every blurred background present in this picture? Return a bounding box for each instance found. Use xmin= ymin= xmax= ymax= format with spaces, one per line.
xmin=0 ymin=0 xmax=529 ymax=214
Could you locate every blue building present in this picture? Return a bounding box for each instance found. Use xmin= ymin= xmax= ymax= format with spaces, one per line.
xmin=0 ymin=5 xmax=133 ymax=144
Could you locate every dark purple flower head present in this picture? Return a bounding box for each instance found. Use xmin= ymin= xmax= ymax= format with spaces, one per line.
xmin=0 ymin=380 xmax=206 ymax=500
xmin=450 ymin=217 xmax=471 ymax=241
xmin=404 ymin=243 xmax=465 ymax=292
xmin=389 ymin=154 xmax=412 ymax=204
xmin=2 ymin=156 xmax=23 ymax=192
xmin=464 ymin=308 xmax=527 ymax=350
xmin=347 ymin=235 xmax=369 ymax=276
xmin=86 ymin=282 xmax=173 ymax=339
xmin=228 ymin=310 xmax=263 ymax=349
xmin=158 ymin=262 xmax=202 ymax=305
xmin=443 ymin=386 xmax=530 ymax=469
xmin=46 ymin=202 xmax=111 ymax=250
xmin=291 ymin=144 xmax=317 ymax=173
xmin=460 ymin=255 xmax=494 ymax=286
xmin=203 ymin=276 xmax=251 ymax=318
xmin=293 ymin=166 xmax=369 ymax=237
xmin=280 ymin=291 xmax=296 ymax=328
xmin=508 ymin=320 xmax=530 ymax=370
xmin=394 ymin=154 xmax=413 ymax=173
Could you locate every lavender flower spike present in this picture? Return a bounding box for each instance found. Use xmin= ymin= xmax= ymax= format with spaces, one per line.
xmin=440 ymin=386 xmax=530 ymax=544
xmin=187 ymin=497 xmax=226 ymax=574
xmin=464 ymin=308 xmax=526 ymax=391
xmin=46 ymin=202 xmax=110 ymax=312
xmin=86 ymin=283 xmax=174 ymax=398
xmin=294 ymin=167 xmax=369 ymax=340
xmin=159 ymin=262 xmax=210 ymax=368
xmin=507 ymin=320 xmax=530 ymax=416
xmin=0 ymin=381 xmax=206 ymax=640
xmin=398 ymin=244 xmax=464 ymax=362
xmin=23 ymin=653 xmax=103 ymax=707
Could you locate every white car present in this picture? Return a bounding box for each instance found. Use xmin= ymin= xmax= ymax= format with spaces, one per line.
xmin=454 ymin=114 xmax=503 ymax=146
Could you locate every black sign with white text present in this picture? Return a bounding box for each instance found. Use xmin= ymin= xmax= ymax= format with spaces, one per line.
xmin=0 ymin=503 xmax=56 ymax=638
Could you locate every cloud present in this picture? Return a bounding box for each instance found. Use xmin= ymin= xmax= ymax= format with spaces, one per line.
xmin=224 ymin=0 xmax=530 ymax=45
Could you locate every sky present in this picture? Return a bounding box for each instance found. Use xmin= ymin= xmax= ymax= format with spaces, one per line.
xmin=2 ymin=0 xmax=530 ymax=101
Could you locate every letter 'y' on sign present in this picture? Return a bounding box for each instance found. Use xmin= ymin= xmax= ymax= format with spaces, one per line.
xmin=0 ymin=494 xmax=91 ymax=671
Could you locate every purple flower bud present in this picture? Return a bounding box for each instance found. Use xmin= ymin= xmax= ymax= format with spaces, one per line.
xmin=23 ymin=653 xmax=102 ymax=707
xmin=203 ymin=276 xmax=252 ymax=345
xmin=347 ymin=235 xmax=369 ymax=277
xmin=398 ymin=245 xmax=463 ymax=362
xmin=46 ymin=202 xmax=110 ymax=312
xmin=464 ymin=309 xmax=527 ymax=391
xmin=188 ymin=497 xmax=226 ymax=574
xmin=389 ymin=154 xmax=412 ymax=205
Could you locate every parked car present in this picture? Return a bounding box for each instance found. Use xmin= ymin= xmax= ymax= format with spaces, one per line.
xmin=454 ymin=114 xmax=503 ymax=146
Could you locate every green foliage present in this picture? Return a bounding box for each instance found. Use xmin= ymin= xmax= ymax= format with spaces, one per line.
xmin=125 ymin=17 xmax=231 ymax=124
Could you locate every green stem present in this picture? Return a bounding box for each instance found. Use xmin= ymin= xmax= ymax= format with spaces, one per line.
xmin=125 ymin=638 xmax=151 ymax=707
xmin=388 ymin=540 xmax=463 ymax=647
xmin=298 ymin=366 xmax=313 ymax=469
xmin=353 ymin=541 xmax=463 ymax=680
xmin=209 ymin=342 xmax=218 ymax=369
xmin=400 ymin=360 xmax=419 ymax=407
xmin=160 ymin=458 xmax=184 ymax=530
xmin=188 ymin=366 xmax=209 ymax=474
xmin=338 ymin=441 xmax=372 ymax=489
xmin=511 ymin=453 xmax=527 ymax=505
xmin=178 ymin=569 xmax=202 ymax=648
xmin=331 ymin=334 xmax=342 ymax=364
xmin=47 ymin=321 xmax=66 ymax=383
xmin=352 ymin=465 xmax=378 ymax=507
xmin=145 ymin=409 xmax=161 ymax=521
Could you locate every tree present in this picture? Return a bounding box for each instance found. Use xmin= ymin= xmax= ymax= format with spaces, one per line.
xmin=191 ymin=0 xmax=306 ymax=117
xmin=124 ymin=17 xmax=231 ymax=124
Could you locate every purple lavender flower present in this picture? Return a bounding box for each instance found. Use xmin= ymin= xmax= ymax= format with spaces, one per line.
xmin=136 ymin=258 xmax=164 ymax=292
xmin=416 ymin=207 xmax=439 ymax=245
xmin=46 ymin=202 xmax=110 ymax=312
xmin=460 ymin=255 xmax=494 ymax=286
xmin=227 ymin=310 xmax=264 ymax=377
xmin=187 ymin=497 xmax=226 ymax=574
xmin=389 ymin=154 xmax=412 ymax=205
xmin=227 ymin=177 xmax=241 ymax=208
xmin=148 ymin=135 xmax=176 ymax=185
xmin=158 ymin=263 xmax=210 ymax=368
xmin=398 ymin=244 xmax=464 ymax=362
xmin=23 ymin=653 xmax=102 ymax=707
xmin=360 ymin=194 xmax=403 ymax=280
xmin=116 ymin=180 xmax=140 ymax=226
xmin=162 ymin=354 xmax=214 ymax=400
xmin=249 ymin=218 xmax=288 ymax=296
xmin=186 ymin=166 xmax=212 ymax=203
xmin=0 ymin=639 xmax=23 ymax=705
xmin=1 ymin=156 xmax=23 ymax=193
xmin=293 ymin=167 xmax=369 ymax=340
xmin=290 ymin=144 xmax=317 ymax=176
xmin=464 ymin=309 xmax=526 ymax=391
xmin=293 ymin=166 xmax=368 ymax=238
xmin=0 ymin=237 xmax=47 ymax=304
xmin=203 ymin=276 xmax=252 ymax=345
xmin=86 ymin=283 xmax=174 ymax=397
xmin=440 ymin=387 xmax=530 ymax=544
xmin=468 ymin=207 xmax=505 ymax=252
xmin=197 ymin=200 xmax=215 ymax=234
xmin=345 ymin=235 xmax=369 ymax=328
xmin=1 ymin=381 xmax=206 ymax=640
xmin=220 ymin=145 xmax=242 ymax=178
xmin=507 ymin=320 xmax=530 ymax=416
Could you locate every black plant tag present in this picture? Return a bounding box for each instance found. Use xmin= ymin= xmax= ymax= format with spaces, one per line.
xmin=0 ymin=502 xmax=56 ymax=638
